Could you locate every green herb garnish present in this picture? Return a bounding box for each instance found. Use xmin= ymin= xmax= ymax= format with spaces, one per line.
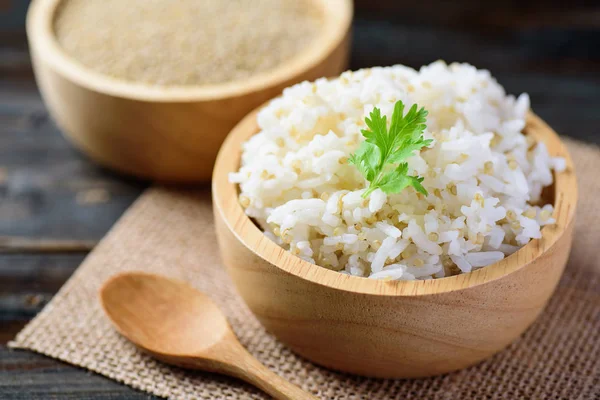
xmin=349 ymin=100 xmax=432 ymax=198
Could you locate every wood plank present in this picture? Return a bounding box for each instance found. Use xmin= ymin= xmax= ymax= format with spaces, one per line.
xmin=0 ymin=254 xmax=85 ymax=343
xmin=0 ymin=80 xmax=147 ymax=240
xmin=2 ymin=0 xmax=599 ymax=34
xmin=0 ymin=321 xmax=29 ymax=344
xmin=0 ymin=253 xmax=84 ymax=295
xmin=0 ymin=347 xmax=157 ymax=399
xmin=350 ymin=18 xmax=600 ymax=77
xmin=353 ymin=0 xmax=600 ymax=28
xmin=0 ymin=237 xmax=96 ymax=253
xmin=0 ymin=33 xmax=31 ymax=79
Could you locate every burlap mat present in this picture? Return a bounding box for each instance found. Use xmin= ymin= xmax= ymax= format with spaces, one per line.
xmin=9 ymin=139 xmax=600 ymax=399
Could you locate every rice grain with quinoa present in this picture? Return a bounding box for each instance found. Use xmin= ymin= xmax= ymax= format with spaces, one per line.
xmin=230 ymin=62 xmax=566 ymax=281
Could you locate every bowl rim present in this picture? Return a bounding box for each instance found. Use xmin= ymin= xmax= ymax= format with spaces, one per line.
xmin=26 ymin=0 xmax=353 ymax=102
xmin=212 ymin=106 xmax=578 ymax=297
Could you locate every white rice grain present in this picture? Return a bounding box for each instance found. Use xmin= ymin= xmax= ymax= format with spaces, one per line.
xmin=233 ymin=61 xmax=562 ymax=280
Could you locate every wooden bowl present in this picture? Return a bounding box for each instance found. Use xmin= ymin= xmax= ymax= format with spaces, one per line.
xmin=212 ymin=107 xmax=577 ymax=378
xmin=26 ymin=0 xmax=352 ymax=182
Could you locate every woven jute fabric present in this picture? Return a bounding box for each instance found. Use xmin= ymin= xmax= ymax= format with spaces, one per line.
xmin=9 ymin=139 xmax=599 ymax=399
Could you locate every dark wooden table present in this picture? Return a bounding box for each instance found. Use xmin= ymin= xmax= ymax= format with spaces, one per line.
xmin=1 ymin=2 xmax=599 ymax=398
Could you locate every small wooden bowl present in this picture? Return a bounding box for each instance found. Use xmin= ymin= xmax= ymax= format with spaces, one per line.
xmin=212 ymin=107 xmax=577 ymax=378
xmin=26 ymin=0 xmax=352 ymax=182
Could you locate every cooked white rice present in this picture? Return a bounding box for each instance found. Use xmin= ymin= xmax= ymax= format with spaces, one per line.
xmin=229 ymin=61 xmax=565 ymax=280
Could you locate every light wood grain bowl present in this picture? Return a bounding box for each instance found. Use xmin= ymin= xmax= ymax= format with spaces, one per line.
xmin=26 ymin=0 xmax=352 ymax=182
xmin=212 ymin=106 xmax=577 ymax=378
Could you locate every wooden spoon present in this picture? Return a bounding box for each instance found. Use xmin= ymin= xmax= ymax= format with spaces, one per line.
xmin=100 ymin=272 xmax=316 ymax=400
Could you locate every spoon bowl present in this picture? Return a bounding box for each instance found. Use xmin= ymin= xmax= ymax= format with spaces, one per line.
xmin=101 ymin=273 xmax=229 ymax=356
xmin=100 ymin=272 xmax=317 ymax=400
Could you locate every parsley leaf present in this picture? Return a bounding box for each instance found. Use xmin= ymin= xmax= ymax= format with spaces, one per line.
xmin=349 ymin=100 xmax=432 ymax=198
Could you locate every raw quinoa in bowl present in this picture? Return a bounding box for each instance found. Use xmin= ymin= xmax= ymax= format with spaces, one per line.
xmin=229 ymin=61 xmax=565 ymax=281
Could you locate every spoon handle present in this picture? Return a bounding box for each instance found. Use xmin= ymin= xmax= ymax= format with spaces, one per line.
xmin=230 ymin=346 xmax=317 ymax=400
